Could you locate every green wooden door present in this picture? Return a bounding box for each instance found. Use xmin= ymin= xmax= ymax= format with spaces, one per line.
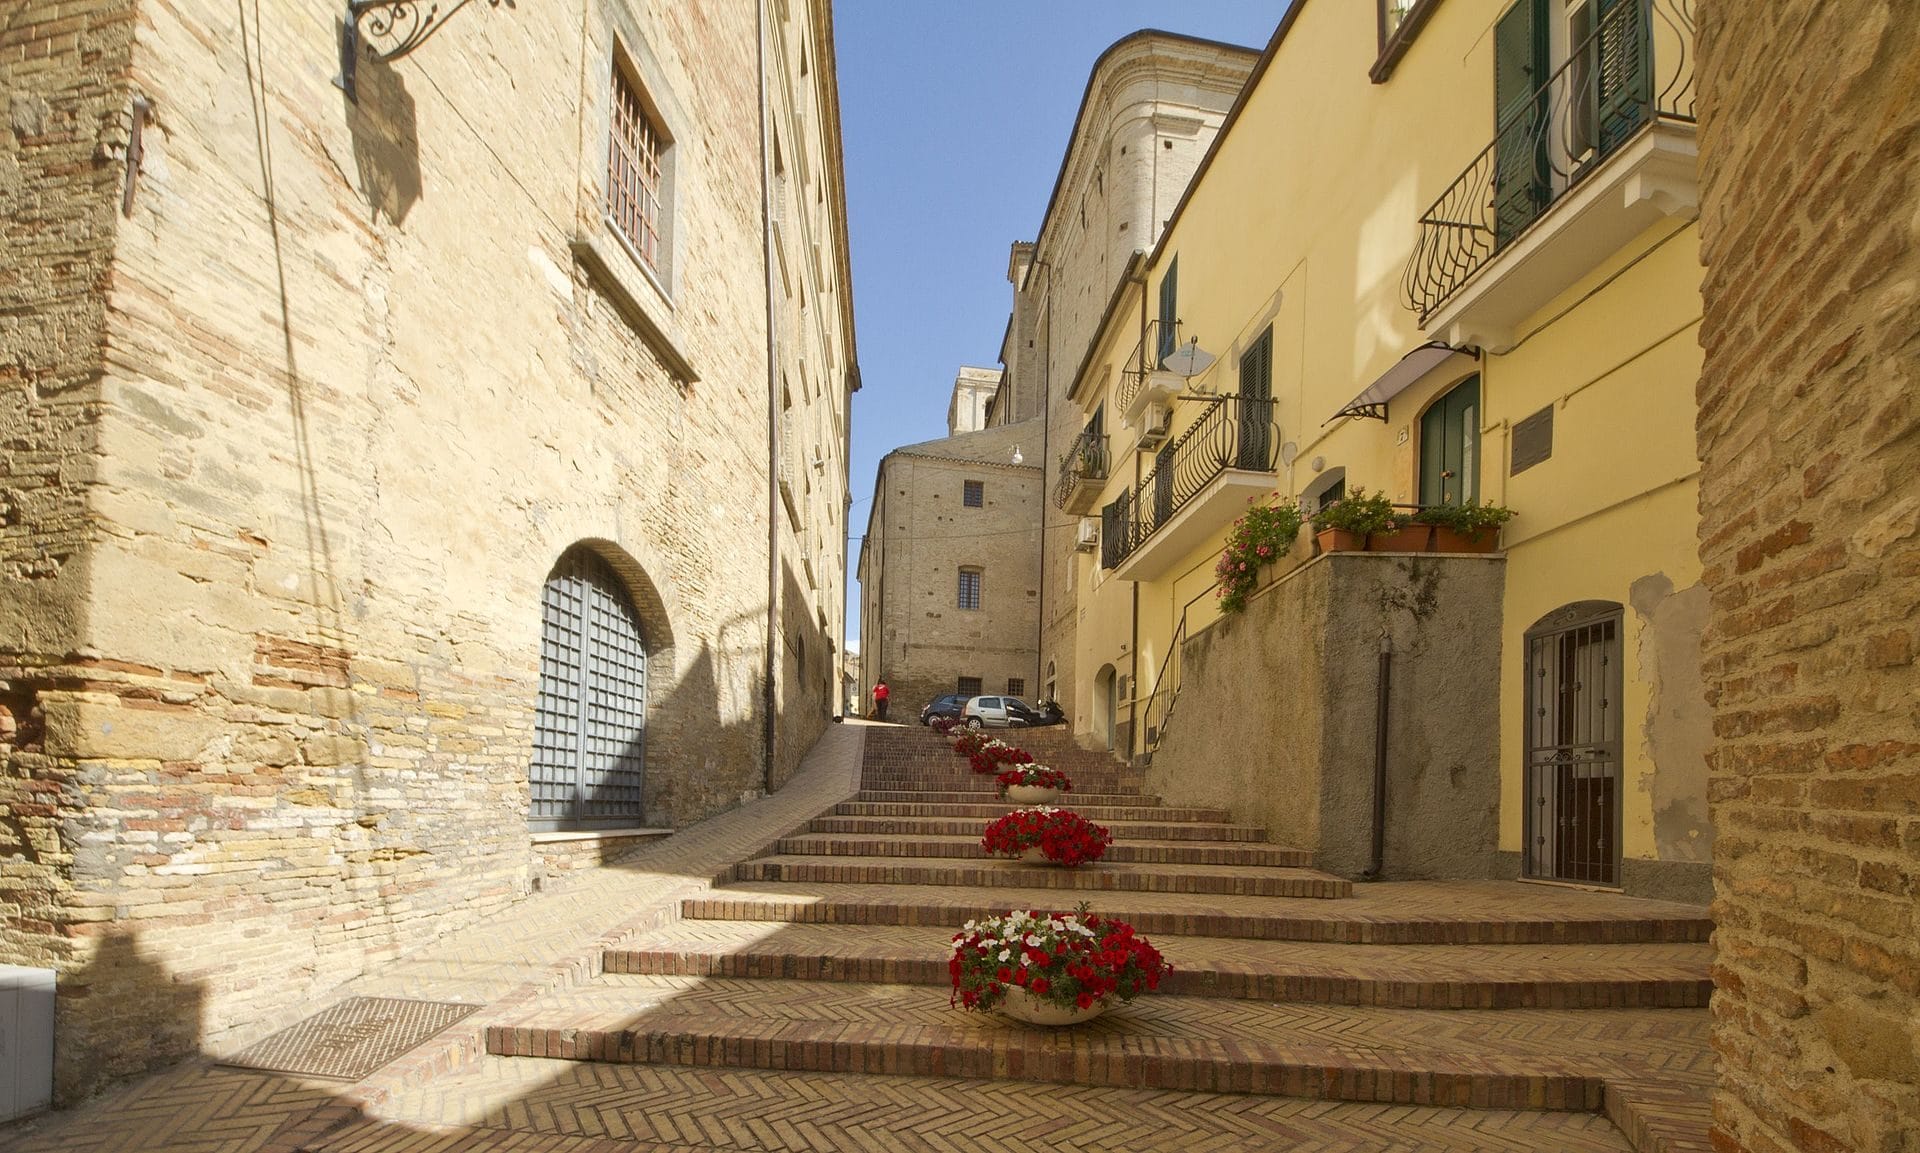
xmin=1419 ymin=376 xmax=1481 ymax=508
xmin=1492 ymin=0 xmax=1551 ymax=248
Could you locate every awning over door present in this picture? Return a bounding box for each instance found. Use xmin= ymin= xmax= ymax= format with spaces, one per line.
xmin=1326 ymin=342 xmax=1478 ymax=423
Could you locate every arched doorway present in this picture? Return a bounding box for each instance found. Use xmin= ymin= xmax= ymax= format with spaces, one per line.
xmin=1524 ymin=600 xmax=1624 ymax=885
xmin=529 ymin=547 xmax=650 ymax=831
xmin=1094 ymin=664 xmax=1118 ymax=752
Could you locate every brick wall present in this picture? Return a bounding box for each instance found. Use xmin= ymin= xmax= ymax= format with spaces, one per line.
xmin=1695 ymin=4 xmax=1920 ymax=1150
xmin=1 ymin=0 xmax=852 ymax=1101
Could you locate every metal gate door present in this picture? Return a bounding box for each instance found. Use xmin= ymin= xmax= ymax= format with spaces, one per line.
xmin=1524 ymin=603 xmax=1622 ymax=884
xmin=530 ymin=550 xmax=647 ymax=830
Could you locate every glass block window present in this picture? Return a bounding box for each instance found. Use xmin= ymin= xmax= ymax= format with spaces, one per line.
xmin=1007 ymin=678 xmax=1025 ymax=697
xmin=530 ymin=549 xmax=648 ymax=830
xmin=958 ymin=676 xmax=983 ymax=696
xmin=957 ymin=567 xmax=983 ymax=610
xmin=609 ymin=63 xmax=665 ymax=272
xmin=963 ymin=479 xmax=984 ymax=507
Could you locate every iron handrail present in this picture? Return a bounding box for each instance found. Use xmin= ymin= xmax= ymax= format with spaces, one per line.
xmin=1052 ymin=427 xmax=1111 ymax=510
xmin=1139 ymin=607 xmax=1189 ymax=759
xmin=1401 ymin=0 xmax=1696 ymax=322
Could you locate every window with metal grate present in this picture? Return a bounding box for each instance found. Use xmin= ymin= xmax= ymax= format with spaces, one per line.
xmin=1007 ymin=678 xmax=1025 ymax=697
xmin=963 ymin=479 xmax=984 ymax=507
xmin=530 ymin=549 xmax=648 ymax=830
xmin=957 ymin=676 xmax=983 ymax=696
xmin=957 ymin=567 xmax=982 ymax=610
xmin=609 ymin=63 xmax=667 ymax=273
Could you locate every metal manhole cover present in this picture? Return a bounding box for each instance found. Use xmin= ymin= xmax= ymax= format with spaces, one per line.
xmin=219 ymin=997 xmax=479 ymax=1080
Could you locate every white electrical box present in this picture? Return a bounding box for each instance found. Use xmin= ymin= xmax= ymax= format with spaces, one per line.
xmin=0 ymin=965 xmax=55 ymax=1121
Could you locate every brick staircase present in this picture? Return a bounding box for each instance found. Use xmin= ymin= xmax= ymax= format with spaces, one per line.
xmin=475 ymin=724 xmax=1714 ymax=1151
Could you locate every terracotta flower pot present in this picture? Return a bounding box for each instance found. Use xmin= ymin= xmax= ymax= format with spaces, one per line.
xmin=1315 ymin=527 xmax=1367 ymax=553
xmin=1431 ymin=526 xmax=1499 ymax=553
xmin=1367 ymin=525 xmax=1435 ymax=553
xmin=999 ymin=987 xmax=1106 ymax=1026
xmin=1004 ymin=785 xmax=1060 ymax=805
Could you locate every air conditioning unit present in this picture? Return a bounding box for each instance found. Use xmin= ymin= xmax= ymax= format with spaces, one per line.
xmin=1074 ymin=518 xmax=1099 ymax=552
xmin=1138 ymin=403 xmax=1171 ymax=446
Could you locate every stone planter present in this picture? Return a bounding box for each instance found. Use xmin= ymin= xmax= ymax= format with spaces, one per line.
xmin=998 ymin=987 xmax=1106 ymax=1027
xmin=1315 ymin=527 xmax=1367 ymax=553
xmin=1019 ymin=847 xmax=1053 ymax=865
xmin=1004 ymin=785 xmax=1060 ymax=805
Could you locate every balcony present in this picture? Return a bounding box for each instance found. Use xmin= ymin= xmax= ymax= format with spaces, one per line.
xmin=1054 ymin=426 xmax=1111 ymax=515
xmin=1100 ymin=395 xmax=1279 ymax=582
xmin=1114 ymin=321 xmax=1187 ymax=426
xmin=1402 ymin=0 xmax=1697 ymax=352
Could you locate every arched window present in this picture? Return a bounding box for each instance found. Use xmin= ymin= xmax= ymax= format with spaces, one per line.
xmin=530 ymin=549 xmax=648 ymax=830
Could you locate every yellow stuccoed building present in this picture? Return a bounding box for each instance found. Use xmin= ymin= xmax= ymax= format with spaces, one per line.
xmin=1054 ymin=0 xmax=1710 ymax=902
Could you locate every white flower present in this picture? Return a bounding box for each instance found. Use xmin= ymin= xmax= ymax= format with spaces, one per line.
xmin=998 ymin=948 xmax=1011 ymax=962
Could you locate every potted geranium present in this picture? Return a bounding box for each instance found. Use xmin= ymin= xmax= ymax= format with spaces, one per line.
xmin=951 ymin=728 xmax=988 ymax=758
xmin=1214 ymin=494 xmax=1303 ymax=613
xmin=930 ymin=715 xmax=960 ymax=736
xmin=949 ymin=906 xmax=1170 ymax=1025
xmin=1410 ymin=500 xmax=1514 ymax=553
xmin=1311 ymin=487 xmax=1396 ymax=552
xmin=995 ymin=764 xmax=1073 ymax=804
xmin=981 ymin=806 xmax=1111 ymax=868
xmin=970 ymin=738 xmax=1032 ymax=776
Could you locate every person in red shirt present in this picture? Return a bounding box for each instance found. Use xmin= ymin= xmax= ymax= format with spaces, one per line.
xmin=871 ymin=679 xmax=890 ymax=721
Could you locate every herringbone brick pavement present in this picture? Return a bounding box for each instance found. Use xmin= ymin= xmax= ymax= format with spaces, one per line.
xmin=368 ymin=1057 xmax=1636 ymax=1152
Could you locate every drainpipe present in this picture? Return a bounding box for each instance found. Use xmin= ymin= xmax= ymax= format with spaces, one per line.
xmin=1126 ymin=266 xmax=1148 ymax=762
xmin=757 ymin=0 xmax=779 ymax=793
xmin=1030 ymin=258 xmax=1053 ymax=699
xmin=1362 ymin=634 xmax=1393 ymax=881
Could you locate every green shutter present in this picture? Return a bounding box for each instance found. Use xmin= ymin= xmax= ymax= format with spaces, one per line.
xmin=1237 ymin=327 xmax=1274 ymax=470
xmin=1157 ymin=258 xmax=1178 ymax=365
xmin=1492 ymin=0 xmax=1550 ymax=248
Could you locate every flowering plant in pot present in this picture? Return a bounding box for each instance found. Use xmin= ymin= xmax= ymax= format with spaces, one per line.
xmin=995 ymin=764 xmax=1073 ymax=803
xmin=1410 ymin=500 xmax=1514 ymax=552
xmin=930 ymin=715 xmax=961 ymax=736
xmin=948 ymin=905 xmax=1171 ymax=1024
xmin=1311 ymin=487 xmax=1396 ymax=552
xmin=970 ymin=738 xmax=1032 ymax=775
xmin=951 ymin=729 xmax=989 ymax=758
xmin=1215 ymin=493 xmax=1304 ymax=613
xmin=981 ymin=806 xmax=1111 ymax=868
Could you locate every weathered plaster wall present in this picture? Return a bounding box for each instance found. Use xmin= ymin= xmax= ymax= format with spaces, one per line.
xmin=1151 ymin=553 xmax=1504 ymax=879
xmin=1695 ymin=3 xmax=1920 ymax=1150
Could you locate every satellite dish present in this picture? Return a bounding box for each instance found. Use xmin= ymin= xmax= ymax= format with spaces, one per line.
xmin=1161 ymin=339 xmax=1215 ymax=379
xmin=1279 ymin=441 xmax=1299 ymax=470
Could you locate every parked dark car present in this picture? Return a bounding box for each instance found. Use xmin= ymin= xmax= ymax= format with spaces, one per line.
xmin=919 ymin=693 xmax=970 ymax=726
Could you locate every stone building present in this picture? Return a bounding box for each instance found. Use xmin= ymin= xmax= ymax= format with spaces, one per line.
xmin=1694 ymin=4 xmax=1919 ymax=1149
xmin=0 ymin=0 xmax=855 ymax=1099
xmin=945 ymin=366 xmax=998 ymax=436
xmin=987 ymin=31 xmax=1257 ymax=713
xmin=856 ymin=419 xmax=1041 ymax=720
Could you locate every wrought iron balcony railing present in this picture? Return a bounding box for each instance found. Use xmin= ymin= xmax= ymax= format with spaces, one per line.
xmin=1113 ymin=320 xmax=1173 ymax=416
xmin=1100 ymin=394 xmax=1278 ymax=568
xmin=1053 ymin=427 xmax=1111 ymax=512
xmin=1401 ymin=0 xmax=1696 ymax=323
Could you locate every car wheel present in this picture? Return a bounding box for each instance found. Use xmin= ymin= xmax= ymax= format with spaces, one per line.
xmin=966 ymin=717 xmax=983 ymax=731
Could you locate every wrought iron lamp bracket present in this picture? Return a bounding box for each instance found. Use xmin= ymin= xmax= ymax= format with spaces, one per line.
xmin=336 ymin=0 xmax=503 ymax=101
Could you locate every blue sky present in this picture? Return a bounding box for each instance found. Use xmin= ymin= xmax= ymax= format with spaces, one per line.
xmin=837 ymin=2 xmax=1287 ymax=651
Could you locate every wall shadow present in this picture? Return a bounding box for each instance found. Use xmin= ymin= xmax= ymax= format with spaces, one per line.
xmin=339 ymin=26 xmax=422 ymax=226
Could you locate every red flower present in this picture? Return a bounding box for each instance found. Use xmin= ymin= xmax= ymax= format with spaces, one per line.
xmin=1030 ymin=976 xmax=1049 ymax=995
xmin=1075 ymin=992 xmax=1095 ymax=1009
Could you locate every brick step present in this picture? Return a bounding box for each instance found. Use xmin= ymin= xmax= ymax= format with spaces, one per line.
xmin=856 ymin=779 xmax=1149 ymax=796
xmin=852 ymin=788 xmax=1162 ymax=805
xmin=769 ymin=833 xmax=1314 ymax=868
xmin=605 ymin=921 xmax=1713 ymax=1010
xmin=809 ymin=814 xmax=1272 ymax=842
xmin=1606 ymin=1078 xmax=1715 ymax=1153
xmin=730 ymin=855 xmax=1352 ymax=898
xmin=370 ymin=1056 xmax=1646 ymax=1152
xmin=483 ymin=976 xmax=1709 ymax=1111
xmin=837 ymin=801 xmax=1236 ymax=822
xmin=685 ymin=880 xmax=1715 ymax=944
